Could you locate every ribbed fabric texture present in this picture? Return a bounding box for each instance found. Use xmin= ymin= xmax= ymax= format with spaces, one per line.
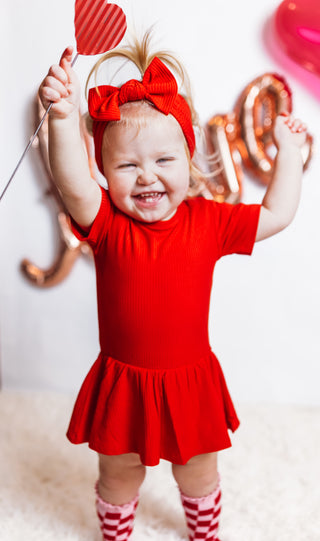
xmin=180 ymin=478 xmax=222 ymax=541
xmin=67 ymin=189 xmax=261 ymax=466
xmin=71 ymin=189 xmax=260 ymax=369
xmin=95 ymin=483 xmax=138 ymax=541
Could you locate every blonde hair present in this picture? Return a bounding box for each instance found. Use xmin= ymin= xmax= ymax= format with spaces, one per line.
xmin=85 ymin=30 xmax=216 ymax=195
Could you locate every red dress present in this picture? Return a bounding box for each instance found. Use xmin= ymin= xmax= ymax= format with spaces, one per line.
xmin=67 ymin=188 xmax=260 ymax=466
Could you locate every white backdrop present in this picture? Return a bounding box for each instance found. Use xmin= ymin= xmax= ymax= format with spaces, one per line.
xmin=1 ymin=0 xmax=319 ymax=404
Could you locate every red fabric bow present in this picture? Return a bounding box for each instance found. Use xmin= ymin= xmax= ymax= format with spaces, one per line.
xmin=88 ymin=57 xmax=196 ymax=174
xmin=89 ymin=57 xmax=178 ymax=120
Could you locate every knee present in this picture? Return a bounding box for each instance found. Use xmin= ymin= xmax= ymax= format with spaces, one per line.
xmin=99 ymin=453 xmax=146 ymax=490
xmin=172 ymin=452 xmax=219 ymax=498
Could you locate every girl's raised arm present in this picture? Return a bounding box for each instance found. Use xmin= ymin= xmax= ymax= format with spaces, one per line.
xmin=255 ymin=113 xmax=307 ymax=242
xmin=39 ymin=46 xmax=101 ymax=228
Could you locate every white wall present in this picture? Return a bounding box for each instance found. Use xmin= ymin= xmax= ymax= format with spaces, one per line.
xmin=1 ymin=0 xmax=319 ymax=403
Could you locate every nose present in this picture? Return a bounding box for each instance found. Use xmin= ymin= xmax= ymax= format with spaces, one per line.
xmin=137 ymin=167 xmax=157 ymax=186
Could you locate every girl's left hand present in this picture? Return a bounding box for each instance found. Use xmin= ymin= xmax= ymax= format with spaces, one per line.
xmin=273 ymin=112 xmax=307 ymax=149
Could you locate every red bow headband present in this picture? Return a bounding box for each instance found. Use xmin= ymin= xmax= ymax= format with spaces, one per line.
xmin=88 ymin=57 xmax=196 ymax=174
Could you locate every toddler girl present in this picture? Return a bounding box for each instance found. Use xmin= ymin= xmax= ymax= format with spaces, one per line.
xmin=39 ymin=33 xmax=307 ymax=541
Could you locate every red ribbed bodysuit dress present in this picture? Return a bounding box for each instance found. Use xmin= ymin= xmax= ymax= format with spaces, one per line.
xmin=67 ymin=188 xmax=261 ymax=466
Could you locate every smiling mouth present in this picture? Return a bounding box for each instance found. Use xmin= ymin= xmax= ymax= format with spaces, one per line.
xmin=133 ymin=192 xmax=165 ymax=205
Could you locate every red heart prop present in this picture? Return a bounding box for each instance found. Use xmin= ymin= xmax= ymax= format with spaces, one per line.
xmin=275 ymin=0 xmax=320 ymax=77
xmin=75 ymin=0 xmax=127 ymax=56
xmin=0 ymin=0 xmax=127 ymax=202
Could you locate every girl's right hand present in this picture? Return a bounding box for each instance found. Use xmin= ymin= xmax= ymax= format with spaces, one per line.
xmin=39 ymin=46 xmax=80 ymax=119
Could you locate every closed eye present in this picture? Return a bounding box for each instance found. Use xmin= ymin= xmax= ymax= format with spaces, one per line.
xmin=117 ymin=163 xmax=136 ymax=169
xmin=157 ymin=157 xmax=175 ymax=164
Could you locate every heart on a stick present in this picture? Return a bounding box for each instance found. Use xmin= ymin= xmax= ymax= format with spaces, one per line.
xmin=75 ymin=0 xmax=127 ymax=56
xmin=0 ymin=0 xmax=127 ymax=202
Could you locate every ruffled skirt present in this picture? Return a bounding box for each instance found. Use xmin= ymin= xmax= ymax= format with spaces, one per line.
xmin=67 ymin=352 xmax=239 ymax=466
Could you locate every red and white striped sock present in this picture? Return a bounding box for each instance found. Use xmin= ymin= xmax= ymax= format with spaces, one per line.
xmin=95 ymin=483 xmax=139 ymax=541
xmin=180 ymin=477 xmax=222 ymax=541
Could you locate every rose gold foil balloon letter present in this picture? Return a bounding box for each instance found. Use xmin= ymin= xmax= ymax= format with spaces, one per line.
xmin=206 ymin=72 xmax=313 ymax=198
xmin=206 ymin=114 xmax=242 ymax=204
xmin=20 ymin=99 xmax=93 ymax=288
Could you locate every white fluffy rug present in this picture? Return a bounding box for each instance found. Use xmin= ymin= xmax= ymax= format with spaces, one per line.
xmin=0 ymin=391 xmax=319 ymax=541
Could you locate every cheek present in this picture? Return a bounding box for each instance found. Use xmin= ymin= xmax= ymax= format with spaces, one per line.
xmin=169 ymin=180 xmax=189 ymax=203
xmin=105 ymin=184 xmax=124 ymax=211
xmin=107 ymin=184 xmax=134 ymax=215
xmin=109 ymin=187 xmax=129 ymax=208
xmin=176 ymin=165 xmax=191 ymax=195
xmin=107 ymin=176 xmax=130 ymax=199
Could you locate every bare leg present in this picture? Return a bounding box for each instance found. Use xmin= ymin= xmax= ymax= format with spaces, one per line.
xmin=172 ymin=452 xmax=221 ymax=541
xmin=172 ymin=452 xmax=218 ymax=497
xmin=98 ymin=452 xmax=146 ymax=505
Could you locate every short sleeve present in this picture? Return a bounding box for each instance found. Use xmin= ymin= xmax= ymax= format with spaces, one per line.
xmin=212 ymin=201 xmax=261 ymax=258
xmin=70 ymin=186 xmax=113 ymax=252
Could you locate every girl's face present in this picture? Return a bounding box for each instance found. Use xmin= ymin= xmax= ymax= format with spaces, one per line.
xmin=101 ymin=107 xmax=191 ymax=222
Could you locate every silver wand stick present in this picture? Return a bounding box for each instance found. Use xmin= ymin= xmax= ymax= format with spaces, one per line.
xmin=0 ymin=54 xmax=79 ymax=202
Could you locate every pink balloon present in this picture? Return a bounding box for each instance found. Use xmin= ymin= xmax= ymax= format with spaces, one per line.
xmin=275 ymin=0 xmax=320 ymax=78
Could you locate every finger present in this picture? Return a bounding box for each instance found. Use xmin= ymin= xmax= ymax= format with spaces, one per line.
xmin=284 ymin=117 xmax=294 ymax=129
xmin=39 ymin=63 xmax=69 ymax=105
xmin=291 ymin=119 xmax=301 ymax=132
xmin=286 ymin=119 xmax=304 ymax=133
xmin=48 ymin=64 xmax=69 ymax=86
xmin=40 ymin=84 xmax=65 ymax=104
xmin=40 ymin=73 xmax=69 ymax=101
xmin=45 ymin=75 xmax=69 ymax=98
xmin=59 ymin=46 xmax=75 ymax=84
xmin=297 ymin=123 xmax=307 ymax=133
xmin=292 ymin=119 xmax=307 ymax=132
xmin=277 ymin=113 xmax=292 ymax=128
xmin=59 ymin=46 xmax=74 ymax=67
